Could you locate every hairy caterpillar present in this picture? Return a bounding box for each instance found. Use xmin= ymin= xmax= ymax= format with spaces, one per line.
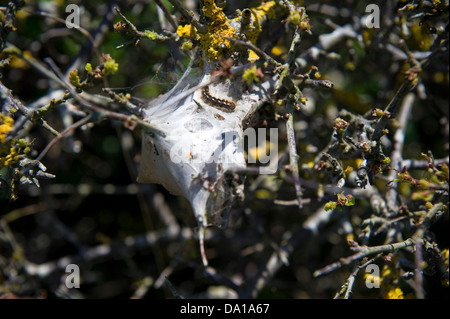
xmin=201 ymin=86 xmax=236 ymax=113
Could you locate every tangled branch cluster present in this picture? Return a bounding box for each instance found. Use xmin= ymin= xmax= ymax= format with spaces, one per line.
xmin=0 ymin=0 xmax=448 ymax=299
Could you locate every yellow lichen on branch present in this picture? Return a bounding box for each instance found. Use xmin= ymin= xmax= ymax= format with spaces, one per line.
xmin=201 ymin=0 xmax=235 ymax=60
xmin=0 ymin=114 xmax=14 ymax=144
xmin=176 ymin=24 xmax=199 ymax=39
xmin=176 ymin=0 xmax=277 ymax=62
xmin=1 ymin=115 xmax=31 ymax=168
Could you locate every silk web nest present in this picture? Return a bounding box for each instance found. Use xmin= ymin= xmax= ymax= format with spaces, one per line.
xmin=136 ymin=60 xmax=275 ymax=265
xmin=136 ymin=12 xmax=277 ymax=265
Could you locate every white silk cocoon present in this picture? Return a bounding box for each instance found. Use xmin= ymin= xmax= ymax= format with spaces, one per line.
xmin=137 ymin=66 xmax=268 ymax=232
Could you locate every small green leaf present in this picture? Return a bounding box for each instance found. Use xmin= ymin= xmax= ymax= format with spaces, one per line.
xmin=242 ymin=66 xmax=261 ymax=85
xmin=69 ymin=70 xmax=81 ymax=87
xmin=441 ymin=163 xmax=449 ymax=180
xmin=411 ymin=190 xmax=434 ymax=201
xmin=144 ymin=30 xmax=157 ymax=40
xmin=181 ymin=40 xmax=193 ymax=50
xmin=346 ymin=196 xmax=356 ymax=206
xmin=324 ymin=201 xmax=337 ymax=212
xmin=85 ymin=63 xmax=93 ymax=73
xmin=103 ymin=56 xmax=119 ymax=75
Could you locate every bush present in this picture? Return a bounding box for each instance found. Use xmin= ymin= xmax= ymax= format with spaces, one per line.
xmin=0 ymin=0 xmax=448 ymax=299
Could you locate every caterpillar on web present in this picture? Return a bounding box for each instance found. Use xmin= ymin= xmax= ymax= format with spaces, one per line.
xmin=201 ymin=86 xmax=236 ymax=113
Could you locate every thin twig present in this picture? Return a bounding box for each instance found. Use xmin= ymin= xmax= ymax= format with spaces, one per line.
xmin=314 ymin=202 xmax=446 ymax=277
xmin=372 ymin=80 xmax=416 ymax=142
xmin=226 ymin=38 xmax=282 ymax=68
xmin=385 ymin=93 xmax=415 ymax=213
xmin=154 ymin=0 xmax=178 ymax=31
xmin=241 ymin=204 xmax=334 ymax=298
xmin=114 ymin=7 xmax=173 ymax=43
xmin=0 ymin=80 xmax=60 ymax=136
xmin=414 ymin=238 xmax=425 ymax=299
xmin=314 ymin=238 xmax=417 ymax=277
xmin=23 ymin=226 xmax=200 ymax=278
xmin=2 ymin=47 xmax=167 ymax=139
xmin=34 ymin=114 xmax=92 ymax=163
xmin=166 ymin=0 xmax=207 ymax=34
xmin=3 ymin=44 xmax=70 ymax=89
xmin=277 ymin=27 xmax=304 ymax=208
xmin=402 ymin=156 xmax=449 ymax=170
xmin=334 ymin=256 xmax=380 ymax=299
xmin=66 ymin=0 xmax=116 ymax=75
xmin=286 ymin=111 xmax=303 ymax=208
